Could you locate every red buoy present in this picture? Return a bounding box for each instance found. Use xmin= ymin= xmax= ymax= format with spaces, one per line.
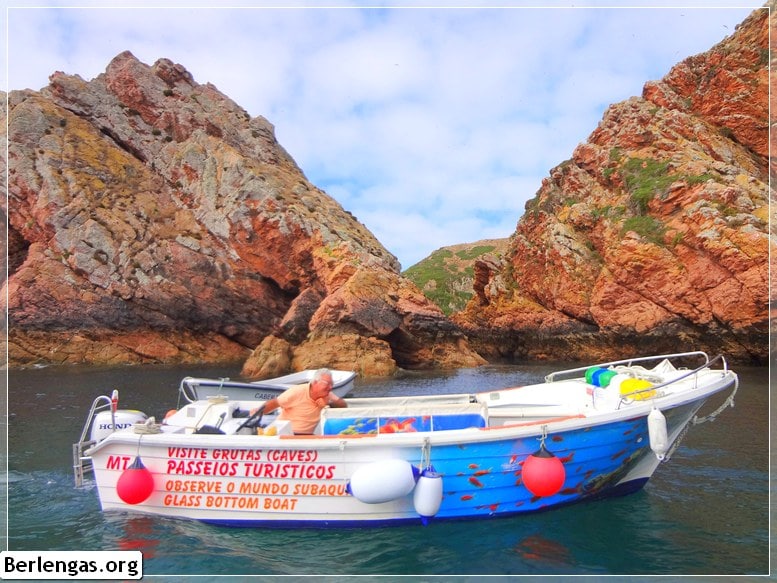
xmin=116 ymin=456 xmax=155 ymax=505
xmin=522 ymin=444 xmax=565 ymax=497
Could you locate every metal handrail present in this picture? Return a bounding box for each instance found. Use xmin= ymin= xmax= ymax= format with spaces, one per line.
xmin=180 ymin=377 xmax=239 ymax=403
xmin=179 ymin=377 xmax=199 ymax=403
xmin=73 ymin=393 xmax=115 ymax=487
xmin=76 ymin=394 xmax=115 ymax=445
xmin=544 ymin=351 xmax=711 ymax=383
xmin=618 ymin=354 xmax=729 ymax=400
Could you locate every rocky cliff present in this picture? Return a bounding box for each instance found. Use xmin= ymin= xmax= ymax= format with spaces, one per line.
xmin=4 ymin=6 xmax=770 ymax=374
xmin=453 ymin=7 xmax=771 ymax=364
xmin=3 ymin=51 xmax=485 ymax=375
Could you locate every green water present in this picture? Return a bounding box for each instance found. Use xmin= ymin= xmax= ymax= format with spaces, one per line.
xmin=5 ymin=362 xmax=770 ymax=578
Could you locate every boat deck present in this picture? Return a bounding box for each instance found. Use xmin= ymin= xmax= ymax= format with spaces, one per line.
xmin=158 ymin=355 xmax=732 ymax=440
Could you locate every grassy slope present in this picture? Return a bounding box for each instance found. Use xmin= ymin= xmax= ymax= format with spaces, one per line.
xmin=402 ymin=238 xmax=509 ymax=316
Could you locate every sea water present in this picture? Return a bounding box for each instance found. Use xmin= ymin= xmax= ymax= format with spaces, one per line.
xmin=5 ymin=362 xmax=770 ymax=577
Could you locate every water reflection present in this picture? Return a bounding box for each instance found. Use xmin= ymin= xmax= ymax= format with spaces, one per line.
xmin=115 ymin=516 xmax=160 ymax=559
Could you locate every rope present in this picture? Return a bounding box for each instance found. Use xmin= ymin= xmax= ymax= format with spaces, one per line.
xmin=133 ymin=417 xmax=162 ymax=434
xmin=691 ymin=375 xmax=738 ymax=426
xmin=663 ymin=421 xmax=690 ymax=462
xmin=537 ymin=424 xmax=549 ymax=447
xmin=662 ymin=374 xmax=738 ymax=461
xmin=420 ymin=437 xmax=431 ymax=470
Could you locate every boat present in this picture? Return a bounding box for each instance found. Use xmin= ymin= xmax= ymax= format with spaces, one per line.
xmin=177 ymin=369 xmax=357 ymax=403
xmin=72 ymin=351 xmax=737 ymax=527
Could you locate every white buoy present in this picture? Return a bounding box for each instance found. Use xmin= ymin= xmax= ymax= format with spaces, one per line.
xmin=648 ymin=407 xmax=669 ymax=460
xmin=413 ymin=467 xmax=443 ymax=524
xmin=347 ymin=459 xmax=419 ymax=504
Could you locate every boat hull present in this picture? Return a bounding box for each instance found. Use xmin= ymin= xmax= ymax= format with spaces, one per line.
xmin=77 ymin=352 xmax=738 ymax=527
xmin=88 ymin=398 xmax=708 ymax=527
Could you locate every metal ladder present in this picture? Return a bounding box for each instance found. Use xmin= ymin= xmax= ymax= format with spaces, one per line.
xmin=72 ymin=391 xmax=117 ymax=487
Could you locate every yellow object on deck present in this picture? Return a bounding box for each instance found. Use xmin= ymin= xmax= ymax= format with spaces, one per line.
xmin=619 ymin=378 xmax=655 ymax=400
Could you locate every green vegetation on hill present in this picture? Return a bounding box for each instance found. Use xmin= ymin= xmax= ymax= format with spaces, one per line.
xmin=403 ymin=240 xmax=507 ymax=316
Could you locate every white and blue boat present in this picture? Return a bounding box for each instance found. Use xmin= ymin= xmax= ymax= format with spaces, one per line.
xmin=73 ymin=351 xmax=737 ymax=527
xmin=178 ymin=369 xmax=357 ymax=403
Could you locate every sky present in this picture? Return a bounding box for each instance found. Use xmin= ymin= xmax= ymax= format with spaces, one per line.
xmin=3 ymin=1 xmax=760 ymax=269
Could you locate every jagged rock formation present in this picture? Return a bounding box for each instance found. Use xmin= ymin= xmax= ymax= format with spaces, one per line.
xmin=3 ymin=51 xmax=485 ymax=375
xmin=453 ymin=7 xmax=772 ymax=364
xmin=4 ymin=6 xmax=770 ymax=374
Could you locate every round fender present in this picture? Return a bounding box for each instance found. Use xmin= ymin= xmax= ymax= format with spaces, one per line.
xmin=648 ymin=407 xmax=669 ymax=461
xmin=347 ymin=459 xmax=419 ymax=504
xmin=413 ymin=468 xmax=443 ymax=523
xmin=522 ymin=444 xmax=565 ymax=497
xmin=116 ymin=456 xmax=154 ymax=505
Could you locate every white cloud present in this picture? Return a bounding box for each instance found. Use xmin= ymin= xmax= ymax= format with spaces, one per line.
xmin=4 ymin=2 xmax=758 ymax=269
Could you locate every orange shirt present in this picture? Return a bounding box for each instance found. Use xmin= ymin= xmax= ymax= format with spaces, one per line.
xmin=276 ymin=383 xmax=329 ymax=434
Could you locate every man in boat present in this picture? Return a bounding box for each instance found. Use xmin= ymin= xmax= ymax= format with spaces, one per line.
xmin=259 ymin=368 xmax=348 ymax=435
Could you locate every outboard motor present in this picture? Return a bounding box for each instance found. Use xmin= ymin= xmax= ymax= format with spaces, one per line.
xmin=91 ymin=410 xmax=148 ymax=442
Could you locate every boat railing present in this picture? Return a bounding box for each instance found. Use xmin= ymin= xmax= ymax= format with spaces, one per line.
xmin=179 ymin=376 xmax=232 ymax=403
xmin=72 ymin=393 xmax=115 ymax=488
xmin=544 ymin=351 xmax=711 ymax=383
xmin=617 ymin=354 xmax=730 ymax=402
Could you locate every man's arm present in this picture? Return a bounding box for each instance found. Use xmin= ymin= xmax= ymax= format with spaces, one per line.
xmin=260 ymin=397 xmax=280 ymax=415
xmin=328 ymin=394 xmax=347 ymax=408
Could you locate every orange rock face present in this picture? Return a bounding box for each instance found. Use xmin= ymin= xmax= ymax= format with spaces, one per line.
xmin=454 ymin=7 xmax=771 ymax=364
xmin=2 ymin=51 xmax=484 ymax=374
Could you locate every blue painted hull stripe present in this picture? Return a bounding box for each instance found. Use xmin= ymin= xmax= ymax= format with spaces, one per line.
xmin=199 ymin=478 xmax=650 ymax=529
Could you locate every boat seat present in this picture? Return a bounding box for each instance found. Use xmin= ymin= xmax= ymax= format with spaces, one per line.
xmin=172 ymin=399 xmax=240 ymax=434
xmin=320 ymin=402 xmax=488 ymax=435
